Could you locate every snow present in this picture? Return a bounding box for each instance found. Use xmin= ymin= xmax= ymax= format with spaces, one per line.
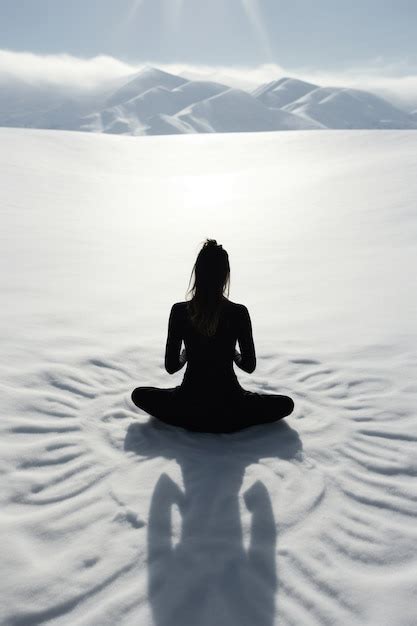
xmin=2 ymin=66 xmax=417 ymax=136
xmin=80 ymin=81 xmax=232 ymax=136
xmin=283 ymin=86 xmax=416 ymax=129
xmin=253 ymin=77 xmax=318 ymax=109
xmin=172 ymin=79 xmax=230 ymax=103
xmin=1 ymin=127 xmax=417 ymax=626
xmin=176 ymin=88 xmax=319 ymax=132
xmin=105 ymin=66 xmax=188 ymax=108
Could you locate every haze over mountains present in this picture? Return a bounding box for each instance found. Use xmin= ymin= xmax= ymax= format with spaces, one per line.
xmin=1 ymin=66 xmax=416 ymax=136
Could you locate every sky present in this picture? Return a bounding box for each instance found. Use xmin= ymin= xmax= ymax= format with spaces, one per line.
xmin=1 ymin=0 xmax=417 ymax=107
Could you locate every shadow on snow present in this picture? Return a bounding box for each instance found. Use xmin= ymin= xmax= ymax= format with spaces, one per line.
xmin=125 ymin=418 xmax=302 ymax=626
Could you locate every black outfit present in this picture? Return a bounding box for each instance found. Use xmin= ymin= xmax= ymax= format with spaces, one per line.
xmin=131 ymin=299 xmax=294 ymax=433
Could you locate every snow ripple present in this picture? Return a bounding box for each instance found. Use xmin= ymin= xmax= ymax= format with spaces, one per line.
xmin=2 ymin=348 xmax=416 ymax=626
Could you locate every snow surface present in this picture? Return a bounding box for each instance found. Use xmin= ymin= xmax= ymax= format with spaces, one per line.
xmin=1 ymin=128 xmax=417 ymax=626
xmin=2 ymin=66 xmax=417 ymax=136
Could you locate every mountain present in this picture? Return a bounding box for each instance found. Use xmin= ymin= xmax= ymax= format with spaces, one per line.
xmin=105 ymin=66 xmax=188 ymax=107
xmin=175 ymin=88 xmax=319 ymax=133
xmin=1 ymin=66 xmax=416 ymax=136
xmin=0 ymin=84 xmax=90 ymax=129
xmin=253 ymin=77 xmax=318 ymax=108
xmin=80 ymin=79 xmax=231 ymax=135
xmin=282 ymin=87 xmax=416 ymax=129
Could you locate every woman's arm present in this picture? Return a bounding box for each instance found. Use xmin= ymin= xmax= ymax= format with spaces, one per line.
xmin=234 ymin=349 xmax=242 ymax=367
xmin=179 ymin=348 xmax=187 ymax=366
xmin=234 ymin=305 xmax=256 ymax=373
xmin=165 ymin=304 xmax=187 ymax=374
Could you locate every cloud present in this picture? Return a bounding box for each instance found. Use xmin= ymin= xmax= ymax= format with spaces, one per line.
xmin=0 ymin=49 xmax=134 ymax=93
xmin=160 ymin=60 xmax=417 ymax=111
xmin=1 ymin=49 xmax=417 ymax=111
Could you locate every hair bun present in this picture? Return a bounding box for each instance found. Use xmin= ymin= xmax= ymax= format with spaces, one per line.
xmin=205 ymin=238 xmax=218 ymax=248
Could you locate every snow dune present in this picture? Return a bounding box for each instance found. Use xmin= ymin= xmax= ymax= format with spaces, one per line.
xmin=1 ymin=128 xmax=417 ymax=625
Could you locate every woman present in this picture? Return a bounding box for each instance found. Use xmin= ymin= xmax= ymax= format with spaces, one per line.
xmin=131 ymin=239 xmax=294 ymax=433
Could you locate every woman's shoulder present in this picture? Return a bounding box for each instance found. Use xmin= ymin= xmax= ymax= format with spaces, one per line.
xmin=172 ymin=299 xmax=247 ymax=313
xmin=221 ymin=298 xmax=249 ymax=320
xmin=169 ymin=302 xmax=188 ymax=326
xmin=223 ymin=298 xmax=247 ymax=311
xmin=171 ymin=301 xmax=188 ymax=314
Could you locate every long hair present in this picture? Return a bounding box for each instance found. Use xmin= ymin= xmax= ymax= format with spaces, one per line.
xmin=185 ymin=238 xmax=230 ymax=337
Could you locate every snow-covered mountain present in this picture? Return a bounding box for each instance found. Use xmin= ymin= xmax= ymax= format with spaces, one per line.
xmin=175 ymin=88 xmax=319 ymax=133
xmin=105 ymin=66 xmax=188 ymax=108
xmin=80 ymin=78 xmax=233 ymax=135
xmin=252 ymin=77 xmax=318 ymax=109
xmin=282 ymin=86 xmax=416 ymax=129
xmin=1 ymin=66 xmax=416 ymax=135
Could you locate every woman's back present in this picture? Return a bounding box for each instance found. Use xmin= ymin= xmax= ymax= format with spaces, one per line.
xmin=166 ymin=298 xmax=256 ymax=395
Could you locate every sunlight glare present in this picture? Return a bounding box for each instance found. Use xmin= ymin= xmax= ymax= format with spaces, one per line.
xmin=115 ymin=0 xmax=145 ymax=34
xmin=127 ymin=0 xmax=145 ymax=21
xmin=164 ymin=0 xmax=185 ymax=32
xmin=241 ymin=0 xmax=273 ymax=59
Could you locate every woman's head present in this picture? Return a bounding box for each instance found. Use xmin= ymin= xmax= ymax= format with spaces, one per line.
xmin=185 ymin=239 xmax=230 ymax=336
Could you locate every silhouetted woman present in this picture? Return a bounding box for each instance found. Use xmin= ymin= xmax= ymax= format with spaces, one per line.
xmin=131 ymin=239 xmax=294 ymax=433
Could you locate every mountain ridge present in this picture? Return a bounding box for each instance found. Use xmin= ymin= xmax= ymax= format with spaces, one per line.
xmin=1 ymin=66 xmax=416 ymax=136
